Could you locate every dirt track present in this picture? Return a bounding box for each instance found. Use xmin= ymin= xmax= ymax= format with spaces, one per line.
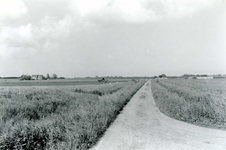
xmin=90 ymin=80 xmax=226 ymax=150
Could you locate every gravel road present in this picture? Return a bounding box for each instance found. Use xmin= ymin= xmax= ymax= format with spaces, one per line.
xmin=90 ymin=80 xmax=226 ymax=150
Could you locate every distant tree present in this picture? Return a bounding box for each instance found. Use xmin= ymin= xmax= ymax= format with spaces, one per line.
xmin=20 ymin=75 xmax=25 ymax=80
xmin=59 ymin=77 xmax=65 ymax=79
xmin=162 ymin=74 xmax=166 ymax=78
xmin=201 ymin=74 xmax=208 ymax=77
xmin=52 ymin=74 xmax=57 ymax=79
xmin=153 ymin=76 xmax=158 ymax=79
xmin=46 ymin=74 xmax=50 ymax=79
xmin=42 ymin=76 xmax=47 ymax=80
xmin=159 ymin=75 xmax=162 ymax=78
xmin=20 ymin=74 xmax=31 ymax=80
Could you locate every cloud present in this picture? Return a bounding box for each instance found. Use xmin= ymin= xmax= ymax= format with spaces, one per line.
xmin=0 ymin=0 xmax=224 ymax=77
xmin=70 ymin=0 xmax=161 ymax=23
xmin=39 ymin=15 xmax=73 ymax=40
xmin=166 ymin=0 xmax=214 ymax=18
xmin=0 ymin=15 xmax=73 ymax=75
xmin=0 ymin=14 xmax=74 ymax=58
xmin=1 ymin=24 xmax=34 ymax=47
xmin=0 ymin=0 xmax=27 ymax=20
xmin=70 ymin=0 xmax=214 ymax=24
xmin=0 ymin=24 xmax=37 ymax=57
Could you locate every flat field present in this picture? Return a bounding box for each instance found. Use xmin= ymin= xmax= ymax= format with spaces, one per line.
xmin=151 ymin=79 xmax=226 ymax=129
xmin=0 ymin=80 xmax=146 ymax=149
xmin=0 ymin=78 xmax=131 ymax=86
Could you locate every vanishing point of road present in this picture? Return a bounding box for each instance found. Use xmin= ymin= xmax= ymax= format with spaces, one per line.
xmin=90 ymin=80 xmax=226 ymax=150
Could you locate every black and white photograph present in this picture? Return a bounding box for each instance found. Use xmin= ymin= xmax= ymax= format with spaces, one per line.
xmin=0 ymin=0 xmax=226 ymax=149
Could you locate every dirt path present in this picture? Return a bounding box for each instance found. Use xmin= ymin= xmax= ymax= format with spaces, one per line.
xmin=90 ymin=80 xmax=226 ymax=150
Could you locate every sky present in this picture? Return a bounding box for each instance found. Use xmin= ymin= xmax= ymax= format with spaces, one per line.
xmin=0 ymin=0 xmax=226 ymax=77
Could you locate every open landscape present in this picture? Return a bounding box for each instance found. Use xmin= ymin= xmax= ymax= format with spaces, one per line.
xmin=0 ymin=78 xmax=133 ymax=87
xmin=1 ymin=0 xmax=225 ymax=149
xmin=151 ymin=79 xmax=226 ymax=129
xmin=0 ymin=79 xmax=146 ymax=149
xmin=1 ymin=78 xmax=226 ymax=149
xmin=91 ymin=80 xmax=226 ymax=150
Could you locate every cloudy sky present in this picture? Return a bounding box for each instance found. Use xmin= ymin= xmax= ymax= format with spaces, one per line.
xmin=0 ymin=0 xmax=226 ymax=77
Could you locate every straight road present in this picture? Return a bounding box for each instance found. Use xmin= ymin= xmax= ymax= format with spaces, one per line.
xmin=90 ymin=80 xmax=226 ymax=150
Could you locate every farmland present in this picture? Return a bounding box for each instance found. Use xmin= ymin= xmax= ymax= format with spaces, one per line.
xmin=0 ymin=79 xmax=146 ymax=149
xmin=151 ymin=79 xmax=226 ymax=129
xmin=0 ymin=78 xmax=132 ymax=87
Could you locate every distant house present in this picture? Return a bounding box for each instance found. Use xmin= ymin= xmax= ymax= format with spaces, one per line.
xmin=32 ymin=75 xmax=44 ymax=80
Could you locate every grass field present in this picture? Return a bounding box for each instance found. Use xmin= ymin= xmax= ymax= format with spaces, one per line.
xmin=151 ymin=79 xmax=226 ymax=129
xmin=0 ymin=80 xmax=146 ymax=149
xmin=0 ymin=78 xmax=132 ymax=87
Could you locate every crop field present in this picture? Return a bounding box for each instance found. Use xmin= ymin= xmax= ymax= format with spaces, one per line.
xmin=0 ymin=80 xmax=146 ymax=149
xmin=151 ymin=79 xmax=226 ymax=129
xmin=0 ymin=78 xmax=132 ymax=87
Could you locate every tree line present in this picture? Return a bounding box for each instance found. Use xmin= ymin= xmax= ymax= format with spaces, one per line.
xmin=20 ymin=74 xmax=65 ymax=80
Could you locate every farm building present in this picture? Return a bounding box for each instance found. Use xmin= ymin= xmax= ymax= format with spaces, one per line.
xmin=32 ymin=75 xmax=44 ymax=80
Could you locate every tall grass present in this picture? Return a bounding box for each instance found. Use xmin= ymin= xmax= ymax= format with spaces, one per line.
xmin=0 ymin=80 xmax=146 ymax=149
xmin=151 ymin=79 xmax=226 ymax=129
xmin=68 ymin=82 xmax=126 ymax=96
